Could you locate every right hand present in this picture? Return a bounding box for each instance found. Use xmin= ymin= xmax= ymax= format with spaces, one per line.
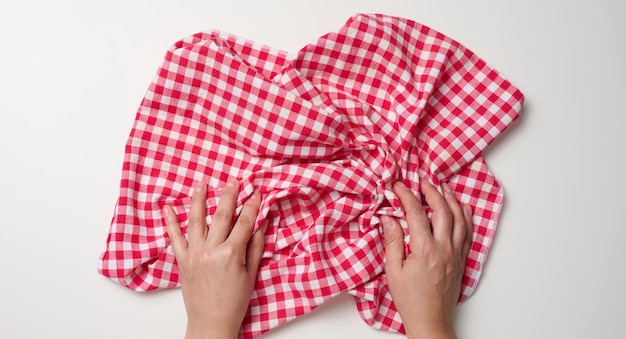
xmin=381 ymin=180 xmax=473 ymax=339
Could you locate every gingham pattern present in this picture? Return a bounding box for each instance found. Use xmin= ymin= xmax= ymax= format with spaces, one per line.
xmin=98 ymin=14 xmax=523 ymax=337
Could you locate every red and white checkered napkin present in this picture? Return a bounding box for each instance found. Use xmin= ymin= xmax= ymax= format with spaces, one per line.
xmin=98 ymin=13 xmax=523 ymax=338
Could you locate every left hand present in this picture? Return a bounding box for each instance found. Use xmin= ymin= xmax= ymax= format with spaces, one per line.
xmin=163 ymin=179 xmax=266 ymax=339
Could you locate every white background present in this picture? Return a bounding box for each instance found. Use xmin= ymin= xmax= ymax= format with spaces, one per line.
xmin=1 ymin=0 xmax=625 ymax=338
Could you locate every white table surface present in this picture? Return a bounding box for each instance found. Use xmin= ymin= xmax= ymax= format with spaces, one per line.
xmin=1 ymin=1 xmax=625 ymax=338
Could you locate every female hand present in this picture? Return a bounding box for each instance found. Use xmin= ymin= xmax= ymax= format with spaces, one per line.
xmin=163 ymin=179 xmax=265 ymax=339
xmin=382 ymin=180 xmax=473 ymax=339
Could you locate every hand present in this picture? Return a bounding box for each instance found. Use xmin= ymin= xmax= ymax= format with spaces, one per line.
xmin=382 ymin=180 xmax=473 ymax=339
xmin=163 ymin=179 xmax=265 ymax=339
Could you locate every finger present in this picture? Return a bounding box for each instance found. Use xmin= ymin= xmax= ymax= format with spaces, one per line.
xmin=393 ymin=182 xmax=431 ymax=250
xmin=164 ymin=205 xmax=188 ymax=260
xmin=441 ymin=182 xmax=466 ymax=251
xmin=228 ymin=189 xmax=262 ymax=246
xmin=187 ymin=180 xmax=209 ymax=247
xmin=381 ymin=215 xmax=405 ymax=276
xmin=207 ymin=178 xmax=240 ymax=245
xmin=461 ymin=203 xmax=474 ymax=259
xmin=421 ymin=179 xmax=453 ymax=244
xmin=246 ymin=220 xmax=267 ymax=279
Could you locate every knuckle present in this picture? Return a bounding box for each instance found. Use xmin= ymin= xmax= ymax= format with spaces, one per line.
xmin=244 ymin=197 xmax=259 ymax=208
xmin=420 ymin=241 xmax=435 ymax=256
xmin=383 ymin=229 xmax=403 ymax=247
xmin=442 ymin=248 xmax=454 ymax=264
xmin=406 ymin=199 xmax=423 ymax=213
xmin=199 ymin=245 xmax=237 ymax=265
xmin=212 ymin=208 xmax=232 ymax=222
xmin=422 ymin=249 xmax=437 ymax=265
xmin=236 ymin=214 xmax=255 ymax=228
xmin=435 ymin=208 xmax=452 ymax=222
xmin=198 ymin=251 xmax=216 ymax=266
xmin=219 ymin=243 xmax=239 ymax=259
xmin=187 ymin=216 xmax=206 ymax=228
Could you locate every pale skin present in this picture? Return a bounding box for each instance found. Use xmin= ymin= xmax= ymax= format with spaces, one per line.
xmin=382 ymin=180 xmax=473 ymax=339
xmin=164 ymin=178 xmax=473 ymax=339
xmin=163 ymin=179 xmax=266 ymax=339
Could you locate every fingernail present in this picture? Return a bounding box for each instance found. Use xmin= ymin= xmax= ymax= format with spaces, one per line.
xmin=193 ymin=181 xmax=204 ymax=192
xmin=226 ymin=178 xmax=238 ymax=188
xmin=163 ymin=206 xmax=169 ymax=218
xmin=442 ymin=182 xmax=452 ymax=193
xmin=381 ymin=215 xmax=392 ymax=230
xmin=394 ymin=181 xmax=406 ymax=189
xmin=252 ymin=188 xmax=260 ymax=200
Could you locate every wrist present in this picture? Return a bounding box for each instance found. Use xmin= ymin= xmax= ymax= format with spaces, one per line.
xmin=185 ymin=322 xmax=238 ymax=339
xmin=405 ymin=324 xmax=456 ymax=339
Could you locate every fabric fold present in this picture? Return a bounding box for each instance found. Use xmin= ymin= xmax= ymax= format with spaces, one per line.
xmin=98 ymin=13 xmax=523 ymax=338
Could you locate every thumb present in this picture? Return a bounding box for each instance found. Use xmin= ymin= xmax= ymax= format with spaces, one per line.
xmin=382 ymin=215 xmax=404 ymax=274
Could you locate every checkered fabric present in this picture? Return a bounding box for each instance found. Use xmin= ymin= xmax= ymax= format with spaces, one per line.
xmin=98 ymin=14 xmax=523 ymax=337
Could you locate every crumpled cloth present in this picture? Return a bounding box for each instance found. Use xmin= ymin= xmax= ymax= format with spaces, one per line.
xmin=98 ymin=13 xmax=523 ymax=337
